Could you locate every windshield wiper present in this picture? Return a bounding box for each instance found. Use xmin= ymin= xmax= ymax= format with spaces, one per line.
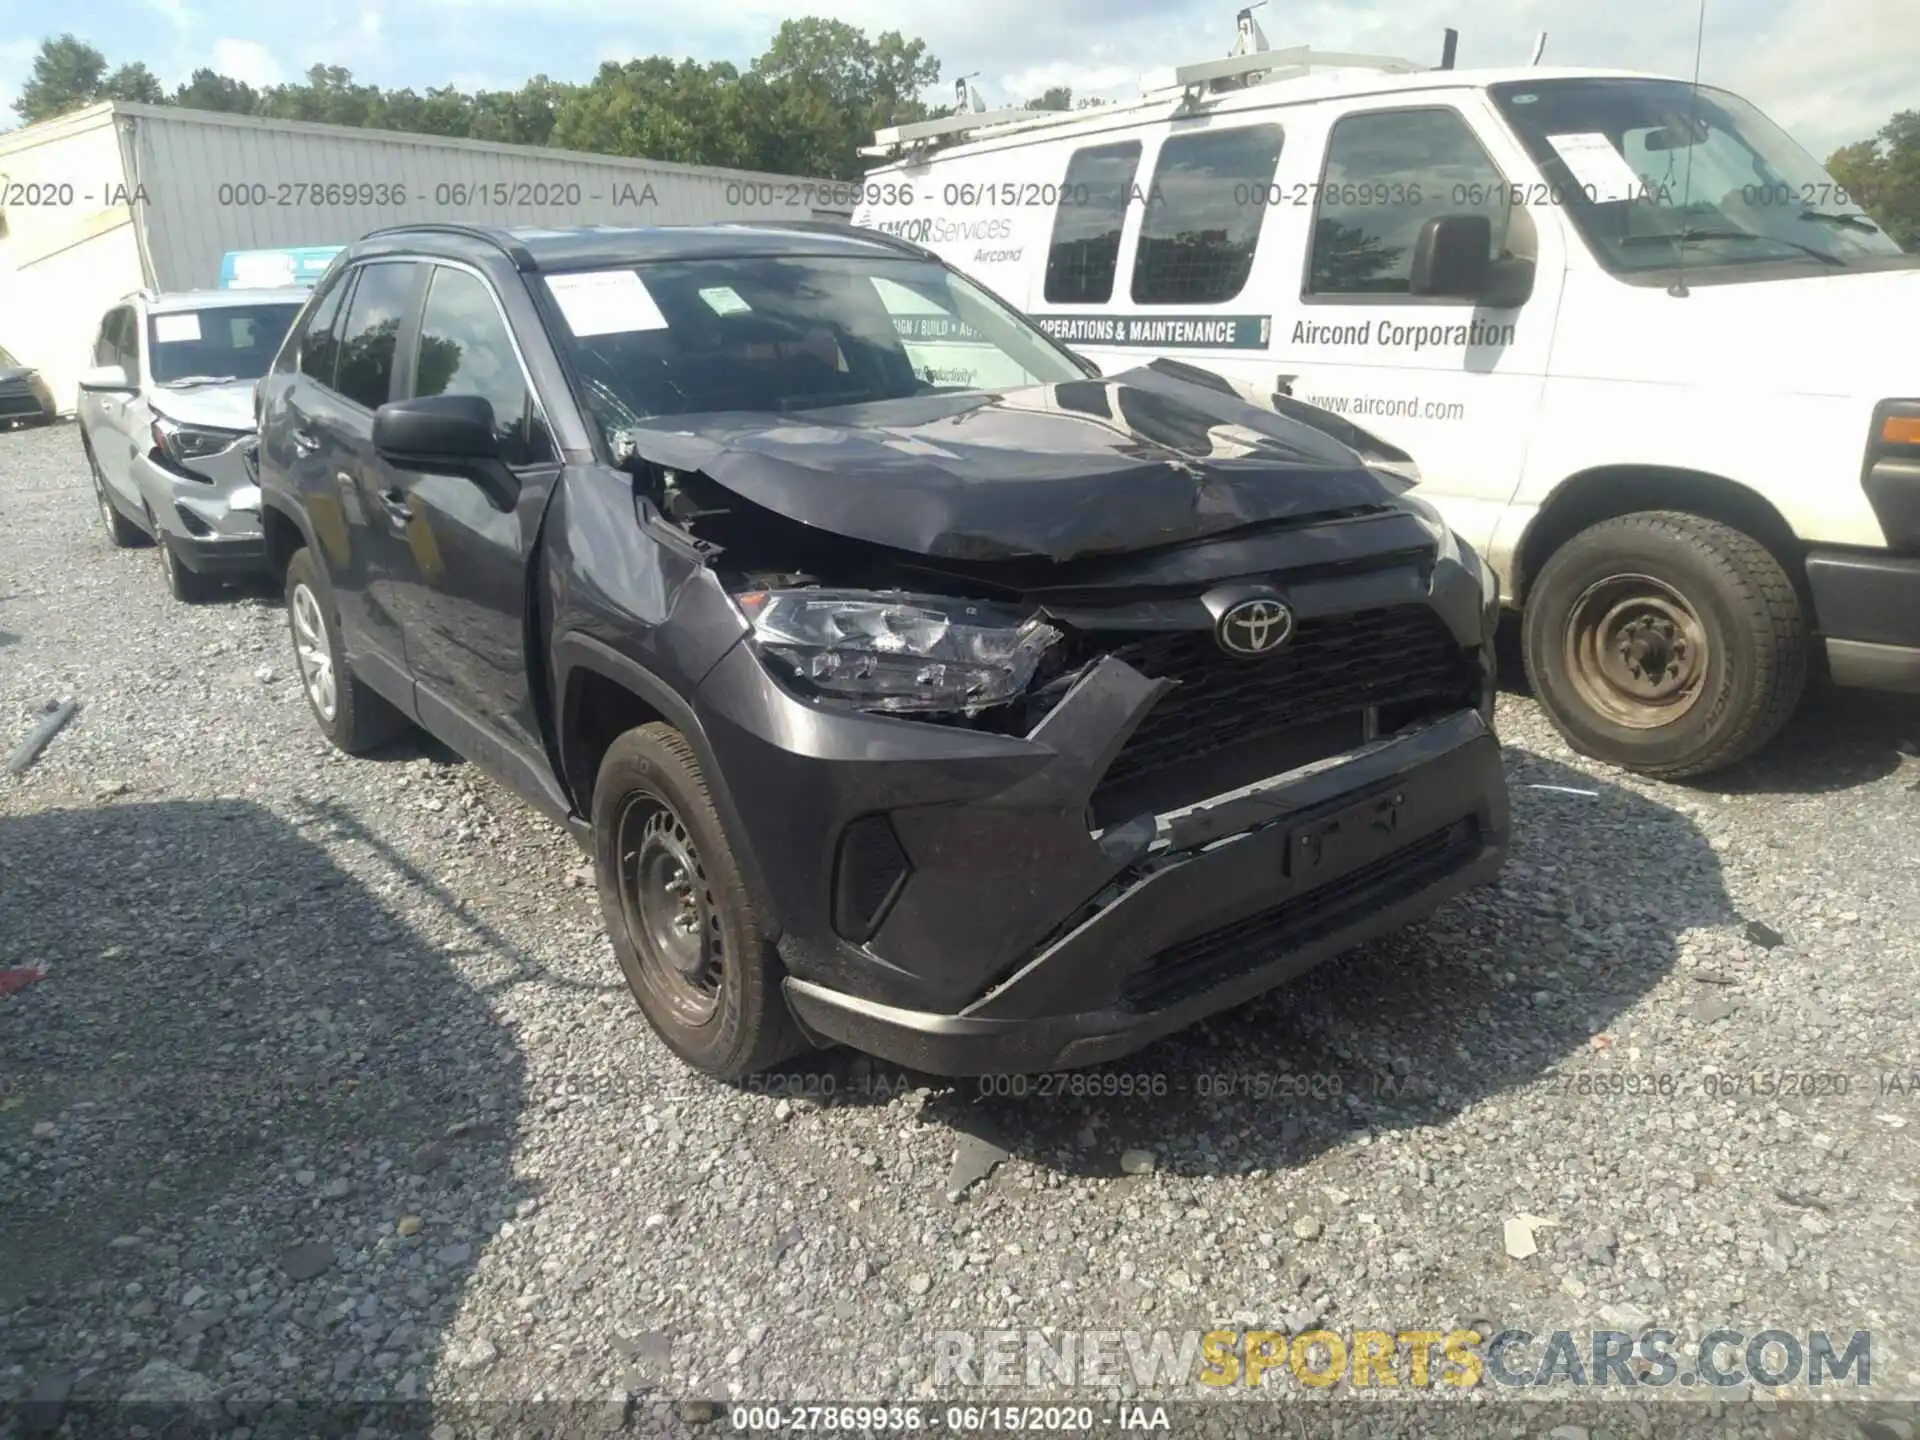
xmin=1620 ymin=229 xmax=1845 ymax=266
xmin=1799 ymin=209 xmax=1881 ymax=234
xmin=162 ymin=374 xmax=242 ymax=387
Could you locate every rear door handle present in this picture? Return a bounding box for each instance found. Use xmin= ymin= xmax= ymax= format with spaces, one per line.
xmin=377 ymin=487 xmax=413 ymax=523
xmin=291 ymin=428 xmax=320 ymax=456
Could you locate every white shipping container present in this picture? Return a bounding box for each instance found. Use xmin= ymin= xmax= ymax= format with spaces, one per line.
xmin=0 ymin=101 xmax=855 ymax=410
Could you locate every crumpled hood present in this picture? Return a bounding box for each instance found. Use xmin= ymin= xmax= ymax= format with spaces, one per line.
xmin=149 ymin=380 xmax=257 ymax=433
xmin=618 ymin=363 xmax=1408 ymax=562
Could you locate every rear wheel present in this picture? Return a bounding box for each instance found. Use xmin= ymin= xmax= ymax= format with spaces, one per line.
xmin=1521 ymin=511 xmax=1808 ymax=779
xmin=285 ymin=547 xmax=412 ymax=754
xmin=594 ymin=722 xmax=806 ymax=1079
xmin=86 ymin=442 xmax=144 ymax=548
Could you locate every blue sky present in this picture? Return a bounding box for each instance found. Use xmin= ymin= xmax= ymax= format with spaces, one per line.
xmin=0 ymin=0 xmax=1906 ymax=159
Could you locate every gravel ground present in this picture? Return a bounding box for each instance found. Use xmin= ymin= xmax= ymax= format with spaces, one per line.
xmin=4 ymin=416 xmax=1920 ymax=1440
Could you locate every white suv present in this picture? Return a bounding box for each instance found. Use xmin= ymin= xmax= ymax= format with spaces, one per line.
xmin=76 ymin=287 xmax=309 ymax=601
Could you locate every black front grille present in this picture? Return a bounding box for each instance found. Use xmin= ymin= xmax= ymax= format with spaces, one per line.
xmin=1088 ymin=605 xmax=1479 ymax=823
xmin=0 ymin=390 xmax=42 ymax=417
xmin=1125 ymin=816 xmax=1481 ymax=1008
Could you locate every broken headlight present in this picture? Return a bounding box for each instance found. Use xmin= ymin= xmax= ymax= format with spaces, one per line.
xmin=736 ymin=589 xmax=1061 ymax=715
xmin=151 ymin=415 xmax=245 ymax=468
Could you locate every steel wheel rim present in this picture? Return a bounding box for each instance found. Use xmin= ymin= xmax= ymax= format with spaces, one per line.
xmin=616 ymin=794 xmax=723 ymax=1026
xmin=290 ymin=582 xmax=337 ymax=722
xmin=1563 ymin=572 xmax=1710 ymax=729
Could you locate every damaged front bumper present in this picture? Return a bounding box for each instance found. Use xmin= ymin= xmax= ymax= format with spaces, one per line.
xmin=694 ymin=628 xmax=1508 ymax=1077
xmin=134 ymin=445 xmax=268 ymax=574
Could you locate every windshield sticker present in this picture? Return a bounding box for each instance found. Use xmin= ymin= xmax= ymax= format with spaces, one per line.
xmin=546 ymin=271 xmax=669 ymax=336
xmin=1545 ymin=132 xmax=1647 ymax=203
xmin=1033 ymin=314 xmax=1271 ymax=350
xmin=153 ymin=313 xmax=202 ymax=343
xmin=698 ymin=286 xmax=752 ymax=316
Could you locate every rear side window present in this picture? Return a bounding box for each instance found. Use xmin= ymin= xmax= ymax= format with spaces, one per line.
xmin=413 ymin=266 xmax=555 ymax=467
xmin=117 ymin=312 xmax=136 ymax=371
xmin=1043 ymin=141 xmax=1142 ymax=305
xmin=93 ymin=310 xmax=123 ymax=368
xmin=1307 ymin=107 xmax=1511 ymax=296
xmin=296 ymin=273 xmax=351 ymax=385
xmin=1132 ymin=124 xmax=1284 ymax=305
xmin=333 ymin=262 xmax=419 ymax=410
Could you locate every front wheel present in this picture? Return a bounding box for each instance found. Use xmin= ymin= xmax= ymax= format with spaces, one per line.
xmin=593 ymin=723 xmax=806 ymax=1079
xmin=1521 ymin=511 xmax=1808 ymax=779
xmin=152 ymin=521 xmax=215 ymax=603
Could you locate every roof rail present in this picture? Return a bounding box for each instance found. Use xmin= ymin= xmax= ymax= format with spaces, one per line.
xmin=862 ymin=9 xmax=1436 ymax=159
xmin=356 ymin=222 xmax=537 ymax=271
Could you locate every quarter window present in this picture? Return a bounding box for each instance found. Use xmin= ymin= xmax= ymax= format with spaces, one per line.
xmin=1043 ymin=141 xmax=1142 ymax=305
xmin=413 ymin=266 xmax=554 ymax=466
xmin=1132 ymin=125 xmax=1284 ymax=305
xmin=298 ymin=272 xmax=351 ymax=387
xmin=333 ymin=262 xmax=419 ymax=410
xmin=1308 ymin=108 xmax=1512 ymax=296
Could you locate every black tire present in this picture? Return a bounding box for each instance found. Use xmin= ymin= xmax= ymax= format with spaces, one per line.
xmin=1521 ymin=511 xmax=1808 ymax=779
xmin=284 ymin=547 xmax=412 ymax=754
xmin=593 ymin=723 xmax=806 ymax=1079
xmin=85 ymin=441 xmax=144 ymax=548
xmin=152 ymin=519 xmax=216 ymax=603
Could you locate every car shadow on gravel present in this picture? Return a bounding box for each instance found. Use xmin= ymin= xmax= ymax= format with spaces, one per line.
xmin=785 ymin=749 xmax=1730 ymax=1184
xmin=0 ymin=799 xmax=531 ymax=1427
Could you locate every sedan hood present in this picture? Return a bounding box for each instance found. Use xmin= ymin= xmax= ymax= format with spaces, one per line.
xmin=149 ymin=379 xmax=257 ymax=433
xmin=0 ymin=365 xmax=39 ymax=385
xmin=618 ymin=363 xmax=1410 ymax=562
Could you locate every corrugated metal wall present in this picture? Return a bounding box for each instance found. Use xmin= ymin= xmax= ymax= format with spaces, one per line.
xmin=122 ymin=103 xmax=857 ymax=290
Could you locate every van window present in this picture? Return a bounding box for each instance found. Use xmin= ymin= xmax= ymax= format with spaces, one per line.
xmin=1133 ymin=125 xmax=1285 ymax=305
xmin=1043 ymin=142 xmax=1143 ymax=305
xmin=1307 ymin=108 xmax=1511 ymax=297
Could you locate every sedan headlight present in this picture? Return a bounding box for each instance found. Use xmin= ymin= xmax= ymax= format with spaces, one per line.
xmin=737 ymin=588 xmax=1061 ymax=715
xmin=152 ymin=415 xmax=246 ymax=466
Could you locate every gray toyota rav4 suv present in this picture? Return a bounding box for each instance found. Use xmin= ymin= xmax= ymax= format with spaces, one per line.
xmin=255 ymin=222 xmax=1510 ymax=1080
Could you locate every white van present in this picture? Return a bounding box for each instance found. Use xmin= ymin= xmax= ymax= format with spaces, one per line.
xmin=850 ymin=33 xmax=1920 ymax=780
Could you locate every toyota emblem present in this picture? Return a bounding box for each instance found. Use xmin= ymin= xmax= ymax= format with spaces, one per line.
xmin=1216 ymin=598 xmax=1295 ymax=657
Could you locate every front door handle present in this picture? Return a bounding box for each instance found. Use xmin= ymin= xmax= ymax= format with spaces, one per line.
xmin=291 ymin=428 xmax=320 ymax=456
xmin=377 ymin=487 xmax=413 ymax=523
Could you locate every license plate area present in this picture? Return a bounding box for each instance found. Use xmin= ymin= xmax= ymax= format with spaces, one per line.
xmin=1287 ymin=785 xmax=1405 ymax=882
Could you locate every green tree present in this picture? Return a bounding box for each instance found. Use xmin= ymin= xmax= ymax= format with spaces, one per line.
xmin=1025 ymin=86 xmax=1072 ymax=111
xmin=12 ymin=34 xmax=109 ymax=123
xmin=469 ymin=78 xmax=573 ymax=147
xmin=103 ymin=61 xmax=165 ymax=104
xmin=259 ymin=64 xmax=384 ymax=128
xmin=552 ymin=57 xmax=777 ymax=169
xmin=172 ymin=69 xmax=261 ymax=114
xmin=1829 ymin=111 xmax=1920 ymax=251
xmin=751 ymin=18 xmax=940 ymax=178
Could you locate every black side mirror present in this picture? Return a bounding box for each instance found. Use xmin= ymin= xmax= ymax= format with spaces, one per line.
xmin=373 ymin=394 xmax=518 ymax=510
xmin=1410 ymin=215 xmax=1493 ymax=297
xmin=1409 ymin=214 xmax=1536 ymax=309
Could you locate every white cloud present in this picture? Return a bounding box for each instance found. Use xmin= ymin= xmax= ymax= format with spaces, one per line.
xmin=210 ymin=37 xmax=283 ymax=88
xmin=357 ymin=6 xmax=383 ymax=45
xmin=145 ymin=0 xmax=193 ymax=28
